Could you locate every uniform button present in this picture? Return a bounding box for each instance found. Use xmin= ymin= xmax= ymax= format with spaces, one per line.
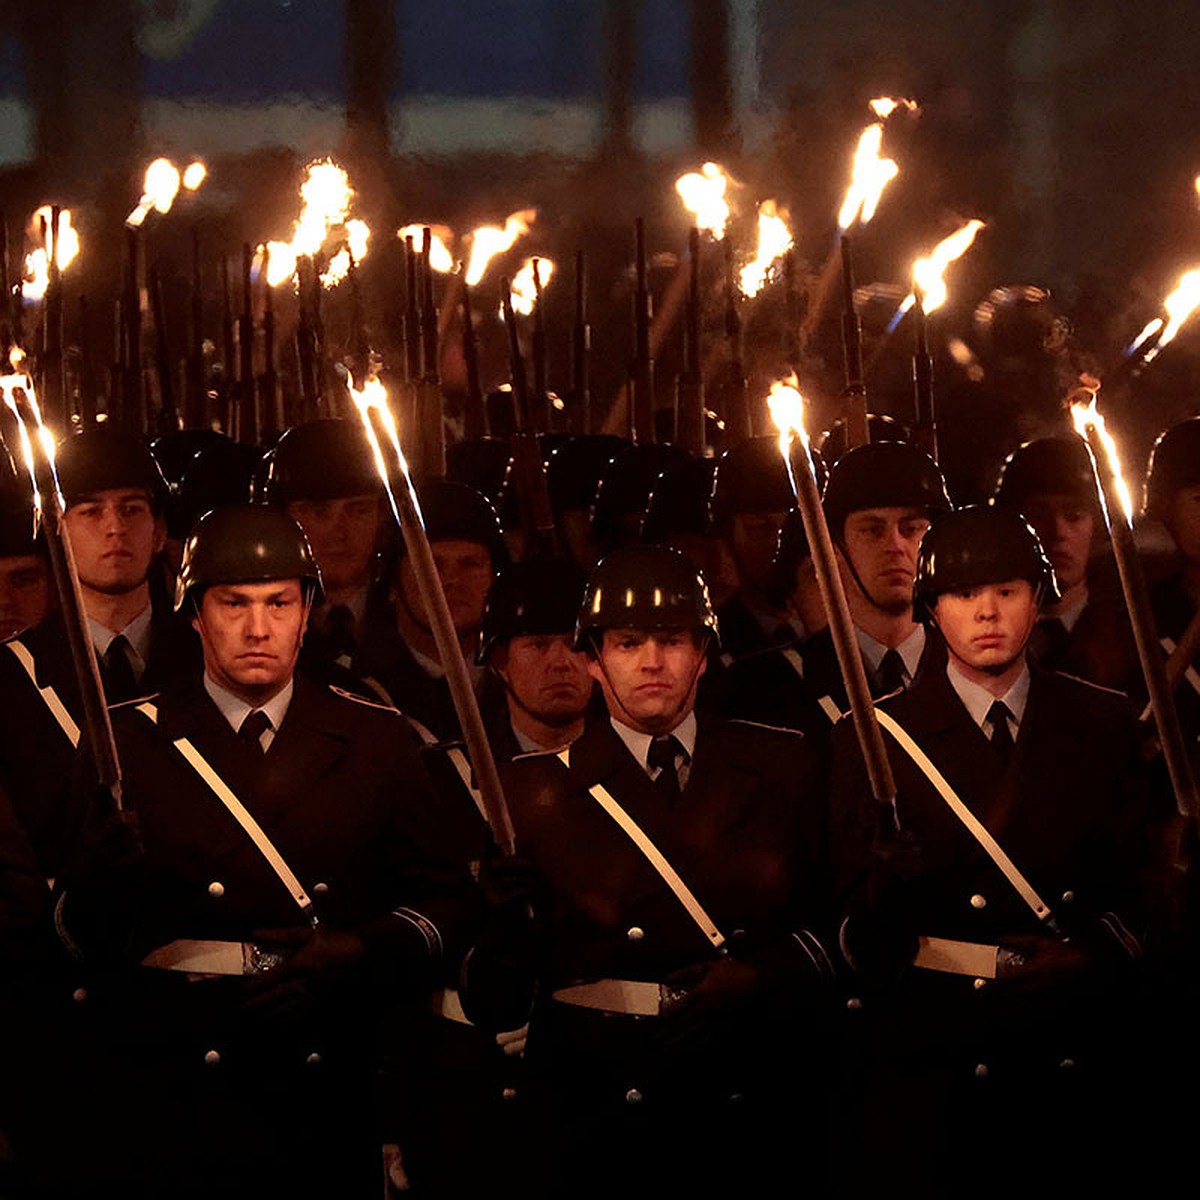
xmin=974 ymin=1063 xmax=989 ymax=1080
xmin=625 ymin=1088 xmax=643 ymax=1105
xmin=970 ymin=893 xmax=987 ymax=910
xmin=204 ymin=1049 xmax=221 ymax=1066
xmin=1062 ymin=890 xmax=1076 ymax=904
xmin=207 ymin=881 xmax=225 ymax=898
xmin=729 ymin=1093 xmax=745 ymax=1105
xmin=626 ymin=926 xmax=645 ymax=942
xmin=973 ymin=977 xmax=987 ymax=990
xmin=305 ymin=1052 xmax=322 ymax=1066
xmin=1059 ymin=1058 xmax=1076 ymax=1071
xmin=314 ymin=882 xmax=330 ymax=896
xmin=501 ymin=1087 xmax=518 ymax=1102
xmin=71 ymin=987 xmax=88 ymax=1003
xmin=846 ymin=996 xmax=863 ymax=1011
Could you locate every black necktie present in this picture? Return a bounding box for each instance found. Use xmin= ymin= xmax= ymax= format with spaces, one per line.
xmin=874 ymin=649 xmax=907 ymax=698
xmin=987 ymin=700 xmax=1015 ymax=763
xmin=238 ymin=710 xmax=272 ymax=754
xmin=648 ymin=734 xmax=684 ymax=802
xmin=103 ymin=635 xmax=140 ymax=704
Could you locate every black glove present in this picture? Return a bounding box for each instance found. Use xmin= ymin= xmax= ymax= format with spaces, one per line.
xmin=654 ymin=954 xmax=766 ymax=1056
xmin=242 ymin=924 xmax=367 ymax=1020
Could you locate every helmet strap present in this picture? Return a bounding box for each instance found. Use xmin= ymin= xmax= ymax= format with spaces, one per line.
xmin=593 ymin=631 xmax=709 ymax=734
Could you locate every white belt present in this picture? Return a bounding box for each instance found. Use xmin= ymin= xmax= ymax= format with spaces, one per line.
xmin=913 ymin=936 xmax=998 ymax=979
xmin=7 ymin=640 xmax=81 ymax=747
xmin=551 ymin=978 xmax=684 ymax=1017
xmin=435 ymin=987 xmax=473 ymax=1026
xmin=141 ymin=937 xmax=286 ymax=977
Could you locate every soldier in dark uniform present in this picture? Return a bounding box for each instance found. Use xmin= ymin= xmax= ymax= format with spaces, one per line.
xmin=720 ymin=441 xmax=950 ymax=736
xmin=0 ymin=428 xmax=200 ymax=878
xmin=992 ymin=434 xmax=1137 ymax=691
xmin=465 ymin=544 xmax=836 ymax=1198
xmin=359 ymin=479 xmax=508 ymax=739
xmin=0 ymin=488 xmax=49 ymax=640
xmin=831 ymin=506 xmax=1158 ymax=1194
xmin=54 ymin=504 xmax=475 ymax=1198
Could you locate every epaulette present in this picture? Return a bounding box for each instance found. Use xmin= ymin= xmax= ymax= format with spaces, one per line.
xmin=726 ymin=718 xmax=806 ymax=738
xmin=110 ymin=692 xmax=162 ymax=710
xmin=327 ymin=684 xmax=401 ymax=714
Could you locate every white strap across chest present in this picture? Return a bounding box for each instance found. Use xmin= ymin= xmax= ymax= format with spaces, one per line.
xmin=135 ymin=702 xmax=314 ymax=916
xmin=6 ymin=640 xmax=81 ymax=747
xmin=557 ymin=747 xmax=726 ymax=949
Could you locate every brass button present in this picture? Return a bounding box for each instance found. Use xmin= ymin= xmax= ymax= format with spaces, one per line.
xmin=625 ymin=1088 xmax=643 ymax=1105
xmin=502 ymin=1087 xmax=518 ymax=1102
xmin=207 ymin=881 xmax=225 ymax=898
xmin=626 ymin=926 xmax=645 ymax=942
xmin=970 ymin=893 xmax=987 ymax=910
xmin=846 ymin=996 xmax=863 ymax=1011
xmin=973 ymin=977 xmax=987 ymax=990
xmin=314 ymin=882 xmax=330 ymax=896
xmin=1059 ymin=1058 xmax=1076 ymax=1071
xmin=1062 ymin=890 xmax=1075 ymax=904
xmin=306 ymin=1052 xmax=322 ymax=1066
xmin=204 ymin=1049 xmax=221 ymax=1066
xmin=974 ymin=1063 xmax=989 ymax=1080
xmin=71 ymin=987 xmax=87 ymax=1003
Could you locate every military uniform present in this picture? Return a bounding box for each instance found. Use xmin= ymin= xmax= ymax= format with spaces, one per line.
xmin=492 ymin=713 xmax=836 ymax=1197
xmin=55 ymin=673 xmax=475 ymax=1198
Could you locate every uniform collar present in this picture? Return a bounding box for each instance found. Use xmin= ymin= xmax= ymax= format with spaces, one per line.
xmin=609 ymin=709 xmax=697 ymax=777
xmin=856 ymin=622 xmax=925 ymax=681
xmin=203 ymin=672 xmax=295 ymax=738
xmin=945 ymin=656 xmax=1031 ymax=732
xmin=88 ymin=603 xmax=153 ymax=671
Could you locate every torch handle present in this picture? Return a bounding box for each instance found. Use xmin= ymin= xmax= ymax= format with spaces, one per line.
xmin=839 ymin=235 xmax=869 ymax=449
xmin=911 ymin=290 xmax=937 ymax=461
xmin=572 ymin=249 xmax=591 ymax=434
xmin=367 ymin=409 xmax=516 ymax=854
xmin=460 ymin=277 xmax=486 ymax=440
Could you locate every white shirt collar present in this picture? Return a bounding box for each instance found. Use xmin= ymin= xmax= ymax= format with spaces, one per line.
xmin=89 ymin=604 xmax=154 ymax=673
xmin=1049 ymin=587 xmax=1088 ymax=633
xmin=610 ymin=710 xmax=698 ymax=778
xmin=946 ymin=657 xmax=1031 ymax=734
xmin=856 ymin=623 xmax=925 ymax=682
xmin=204 ymin=673 xmax=295 ymax=748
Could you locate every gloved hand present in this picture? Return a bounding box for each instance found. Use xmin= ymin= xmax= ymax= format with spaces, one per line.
xmin=243 ymin=924 xmax=367 ymax=1018
xmin=995 ymin=933 xmax=1092 ymax=993
xmin=654 ymin=954 xmax=765 ymax=1056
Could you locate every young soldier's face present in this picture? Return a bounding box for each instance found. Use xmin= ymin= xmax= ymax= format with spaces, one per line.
xmin=1165 ymin=486 xmax=1200 ymax=564
xmin=193 ymin=580 xmax=306 ymax=699
xmin=398 ymin=539 xmax=493 ymax=635
xmin=589 ymin=627 xmax=707 ymax=734
xmin=287 ymin=494 xmax=382 ymax=594
xmin=0 ymin=554 xmax=50 ymax=639
xmin=840 ymin=506 xmax=931 ymax=615
xmin=494 ymin=634 xmax=593 ymax=727
xmin=933 ymin=579 xmax=1039 ymax=673
xmin=1021 ymin=494 xmax=1094 ymax=593
xmin=63 ymin=488 xmax=164 ymax=596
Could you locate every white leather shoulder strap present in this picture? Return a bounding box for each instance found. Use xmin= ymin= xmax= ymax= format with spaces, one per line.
xmin=6 ymin=640 xmax=81 ymax=747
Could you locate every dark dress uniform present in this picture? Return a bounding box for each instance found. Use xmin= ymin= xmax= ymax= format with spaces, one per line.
xmin=55 ymin=674 xmax=476 ymax=1199
xmin=492 ymin=713 xmax=836 ymax=1198
xmin=830 ymin=663 xmax=1159 ymax=1194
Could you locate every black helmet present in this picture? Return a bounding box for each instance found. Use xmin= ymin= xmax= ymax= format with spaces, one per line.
xmin=478 ymin=560 xmax=588 ymax=664
xmin=822 ymin=442 xmax=950 ymax=538
xmin=913 ymin=505 xmax=1059 ymax=621
xmin=174 ymin=503 xmax=323 ymax=613
xmin=171 ymin=439 xmax=261 ymax=540
xmin=815 ymin=413 xmax=910 ymax=465
xmin=150 ymin=429 xmax=229 ymax=487
xmin=1144 ymin=417 xmax=1200 ymax=522
xmin=446 ymin=437 xmax=521 ymax=532
xmin=259 ymin=419 xmax=383 ymax=504
xmin=709 ymin=436 xmax=796 ymax=528
xmin=408 ymin=480 xmax=509 ymax=568
xmin=641 ymin=458 xmax=716 ymax=544
xmin=974 ymin=285 xmax=1068 ymax=361
xmin=546 ymin=435 xmax=631 ymax=513
xmin=576 ymin=544 xmax=718 ymax=650
xmin=992 ymin=435 xmax=1098 ymax=513
xmin=0 ymin=490 xmax=40 ymax=558
xmin=56 ymin=428 xmax=168 ymax=514
xmin=590 ymin=444 xmax=690 ymax=555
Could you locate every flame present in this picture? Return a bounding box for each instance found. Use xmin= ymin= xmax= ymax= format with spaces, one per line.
xmin=837 ymin=121 xmax=899 ymax=232
xmin=347 ymin=373 xmax=419 ymax=525
xmin=263 ymin=240 xmax=298 ymax=288
xmin=894 ymin=219 xmax=986 ymax=320
xmin=675 ymin=162 xmax=732 ymax=240
xmin=869 ymin=96 xmax=919 ymax=119
xmin=182 ymin=161 xmax=207 ymax=190
xmin=398 ymin=224 xmax=455 ymax=273
xmin=506 ymin=257 xmax=555 ymax=317
xmin=766 ymin=374 xmax=813 ymax=496
xmin=126 ymin=157 xmax=182 ymax=227
xmin=1070 ymin=391 xmax=1133 ymax=521
xmin=0 ymin=349 xmax=62 ymax=520
xmin=22 ymin=207 xmax=80 ymax=302
xmin=1139 ymin=267 xmax=1200 ymax=363
xmin=464 ymin=209 xmax=537 ymax=288
xmin=738 ymin=200 xmax=793 ymax=298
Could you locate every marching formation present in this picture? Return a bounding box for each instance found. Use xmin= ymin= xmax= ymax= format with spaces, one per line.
xmin=0 ymin=403 xmax=1195 ymax=1198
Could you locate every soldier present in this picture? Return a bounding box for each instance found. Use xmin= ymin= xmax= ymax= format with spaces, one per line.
xmin=719 ymin=441 xmax=950 ymax=736
xmin=0 ymin=490 xmax=49 ymax=640
xmin=992 ymin=433 xmax=1137 ymax=690
xmin=54 ymin=504 xmax=474 ymax=1197
xmin=544 ymin=434 xmax=629 ymax=568
xmin=831 ymin=505 xmax=1157 ymax=1192
xmin=464 ymin=544 xmax=836 ymax=1198
xmin=0 ymin=428 xmax=200 ymax=877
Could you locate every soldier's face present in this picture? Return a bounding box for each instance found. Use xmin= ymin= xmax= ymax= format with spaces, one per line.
xmin=494 ymin=634 xmax=592 ymax=726
xmin=933 ymin=579 xmax=1039 ymax=674
xmin=728 ymin=511 xmax=787 ymax=592
xmin=589 ymin=627 xmax=707 ymax=734
xmin=63 ymin=489 xmax=164 ymax=597
xmin=0 ymin=554 xmax=50 ymax=639
xmin=1022 ymin=494 xmax=1094 ymax=593
xmin=287 ymin=494 xmax=382 ymax=593
xmin=193 ymin=580 xmax=306 ymax=700
xmin=839 ymin=506 xmax=930 ymax=615
xmin=398 ymin=539 xmax=493 ymax=635
xmin=1165 ymin=487 xmax=1200 ymax=563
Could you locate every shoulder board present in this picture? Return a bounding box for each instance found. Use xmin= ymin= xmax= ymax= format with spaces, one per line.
xmin=726 ymin=718 xmax=806 ymax=738
xmin=327 ymin=684 xmax=401 ymax=714
xmin=512 ymin=747 xmax=565 ymax=762
xmin=110 ymin=692 xmax=162 ymax=711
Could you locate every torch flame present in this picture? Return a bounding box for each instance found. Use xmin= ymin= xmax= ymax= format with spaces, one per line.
xmin=464 ymin=209 xmax=537 ymax=288
xmin=127 ymin=157 xmax=182 ymax=227
xmin=869 ymin=96 xmax=919 ymax=119
xmin=399 ymin=224 xmax=455 ymax=273
xmin=838 ymin=122 xmax=899 ymax=232
xmin=675 ymin=162 xmax=733 ymax=240
xmin=1139 ymin=267 xmax=1200 ymax=363
xmin=22 ymin=207 xmax=80 ymax=303
xmin=738 ymin=200 xmax=793 ymax=298
xmin=1070 ymin=390 xmax=1134 ymax=522
xmin=347 ymin=373 xmax=421 ymax=527
xmin=766 ymin=374 xmax=812 ymax=474
xmin=0 ymin=350 xmax=63 ymax=520
xmin=183 ymin=161 xmax=207 ymax=190
xmin=506 ymin=257 xmax=555 ymax=318
xmin=894 ymin=219 xmax=986 ymax=321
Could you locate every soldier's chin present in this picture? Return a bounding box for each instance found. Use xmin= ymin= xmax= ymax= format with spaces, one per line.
xmin=82 ymin=573 xmax=148 ymax=596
